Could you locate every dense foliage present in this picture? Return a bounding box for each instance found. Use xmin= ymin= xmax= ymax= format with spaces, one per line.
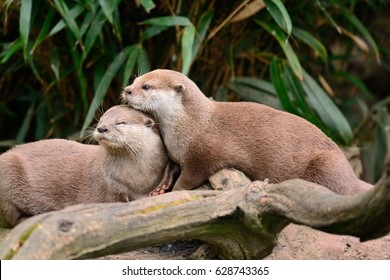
xmin=0 ymin=0 xmax=389 ymax=182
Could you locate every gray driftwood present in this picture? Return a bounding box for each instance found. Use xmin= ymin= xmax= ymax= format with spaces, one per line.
xmin=0 ymin=163 xmax=389 ymax=259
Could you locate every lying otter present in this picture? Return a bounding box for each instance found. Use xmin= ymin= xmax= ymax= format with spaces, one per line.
xmin=0 ymin=105 xmax=179 ymax=227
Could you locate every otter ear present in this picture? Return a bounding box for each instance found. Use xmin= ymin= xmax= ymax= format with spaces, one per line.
xmin=145 ymin=119 xmax=160 ymax=134
xmin=173 ymin=84 xmax=185 ymax=93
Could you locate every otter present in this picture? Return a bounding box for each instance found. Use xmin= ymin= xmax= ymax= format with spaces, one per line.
xmin=122 ymin=69 xmax=373 ymax=195
xmin=0 ymin=105 xmax=179 ymax=227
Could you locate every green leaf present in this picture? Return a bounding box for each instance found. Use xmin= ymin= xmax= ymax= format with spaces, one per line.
xmin=181 ymin=24 xmax=196 ymax=76
xmin=82 ymin=10 xmax=107 ymax=62
xmin=79 ymin=10 xmax=95 ymax=37
xmin=215 ymin=86 xmax=228 ymax=101
xmin=142 ymin=25 xmax=170 ymax=41
xmin=16 ymin=102 xmax=35 ymax=144
xmin=255 ymin=20 xmax=302 ymax=80
xmin=334 ymin=71 xmax=373 ymax=100
xmin=270 ymin=58 xmax=298 ymax=114
xmin=50 ymin=49 xmax=60 ymax=81
xmin=140 ymin=0 xmax=156 ymax=13
xmin=232 ymin=77 xmax=277 ymax=96
xmin=81 ymin=47 xmax=132 ymax=136
xmin=192 ymin=10 xmax=213 ymax=59
xmin=302 ymin=69 xmax=353 ymax=145
xmin=292 ymin=27 xmax=328 ymax=61
xmin=53 ymin=0 xmax=83 ymax=47
xmin=48 ymin=5 xmax=85 ymax=37
xmin=0 ymin=39 xmax=22 ymax=64
xmin=31 ymin=8 xmax=55 ymax=53
xmin=339 ymin=7 xmax=380 ymax=63
xmin=227 ymin=78 xmax=281 ymax=109
xmin=263 ymin=0 xmax=292 ymax=34
xmin=0 ymin=101 xmax=15 ymax=117
xmin=98 ymin=0 xmax=114 ymax=24
xmin=136 ymin=47 xmax=150 ymax=75
xmin=65 ymin=29 xmax=87 ymax=111
xmin=19 ymin=0 xmax=32 ymax=60
xmin=283 ymin=65 xmax=323 ymax=128
xmin=122 ymin=46 xmax=140 ymax=87
xmin=144 ymin=16 xmax=192 ymax=26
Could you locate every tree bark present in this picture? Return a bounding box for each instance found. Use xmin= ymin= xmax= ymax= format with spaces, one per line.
xmin=0 ymin=167 xmax=389 ymax=260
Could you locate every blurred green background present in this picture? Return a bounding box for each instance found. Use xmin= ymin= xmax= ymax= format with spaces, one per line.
xmin=0 ymin=0 xmax=389 ymax=183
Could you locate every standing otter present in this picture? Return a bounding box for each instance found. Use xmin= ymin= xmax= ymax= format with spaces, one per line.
xmin=0 ymin=105 xmax=179 ymax=227
xmin=122 ymin=69 xmax=373 ymax=195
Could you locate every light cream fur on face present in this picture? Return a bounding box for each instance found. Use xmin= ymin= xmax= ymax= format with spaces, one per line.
xmin=0 ymin=105 xmax=169 ymax=227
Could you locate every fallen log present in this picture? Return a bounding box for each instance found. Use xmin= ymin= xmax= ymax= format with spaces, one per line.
xmin=0 ymin=165 xmax=389 ymax=260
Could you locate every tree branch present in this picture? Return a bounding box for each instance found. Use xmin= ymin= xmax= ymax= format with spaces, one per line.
xmin=0 ymin=167 xmax=389 ymax=260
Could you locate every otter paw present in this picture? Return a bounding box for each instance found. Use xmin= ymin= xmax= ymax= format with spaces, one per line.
xmin=149 ymin=185 xmax=171 ymax=196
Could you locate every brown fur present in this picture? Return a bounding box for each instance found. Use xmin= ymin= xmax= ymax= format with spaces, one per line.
xmin=122 ymin=69 xmax=373 ymax=195
xmin=0 ymin=105 xmax=171 ymax=227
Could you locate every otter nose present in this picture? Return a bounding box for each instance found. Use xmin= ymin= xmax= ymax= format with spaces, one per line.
xmin=124 ymin=86 xmax=132 ymax=95
xmin=97 ymin=126 xmax=108 ymax=133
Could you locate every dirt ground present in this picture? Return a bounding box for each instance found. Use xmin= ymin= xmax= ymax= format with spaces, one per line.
xmin=101 ymin=224 xmax=390 ymax=260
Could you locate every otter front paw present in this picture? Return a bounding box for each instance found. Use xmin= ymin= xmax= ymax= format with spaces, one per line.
xmin=149 ymin=184 xmax=171 ymax=196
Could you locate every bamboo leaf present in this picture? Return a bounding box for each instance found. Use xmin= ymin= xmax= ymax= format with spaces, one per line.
xmin=292 ymin=27 xmax=328 ymax=61
xmin=79 ymin=10 xmax=95 ymax=37
xmin=50 ymin=49 xmax=60 ymax=81
xmin=334 ymin=71 xmax=373 ymax=100
xmin=122 ymin=46 xmax=140 ymax=87
xmin=49 ymin=5 xmax=85 ymax=37
xmin=31 ymin=8 xmax=55 ymax=53
xmin=52 ymin=0 xmax=83 ymax=46
xmin=136 ymin=47 xmax=150 ymax=75
xmin=228 ymin=78 xmax=281 ymax=109
xmin=144 ymin=16 xmax=192 ymax=26
xmin=255 ymin=20 xmax=302 ymax=80
xmin=16 ymin=102 xmax=35 ymax=144
xmin=181 ymin=24 xmax=196 ymax=76
xmin=270 ymin=58 xmax=298 ymax=114
xmin=65 ymin=29 xmax=87 ymax=111
xmin=83 ymin=10 xmax=107 ymax=62
xmin=302 ymin=70 xmax=353 ymax=145
xmin=0 ymin=39 xmax=22 ymax=64
xmin=340 ymin=7 xmax=380 ymax=63
xmin=231 ymin=0 xmax=266 ymax=22
xmin=283 ymin=65 xmax=324 ymax=128
xmin=192 ymin=10 xmax=213 ymax=58
xmin=232 ymin=77 xmax=278 ymax=96
xmin=98 ymin=0 xmax=114 ymax=24
xmin=81 ymin=47 xmax=132 ymax=136
xmin=142 ymin=25 xmax=170 ymax=41
xmin=19 ymin=0 xmax=32 ymax=60
xmin=263 ymin=0 xmax=292 ymax=34
xmin=140 ymin=0 xmax=156 ymax=13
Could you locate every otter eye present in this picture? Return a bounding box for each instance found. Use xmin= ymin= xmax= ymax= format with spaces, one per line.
xmin=116 ymin=121 xmax=126 ymax=125
xmin=142 ymin=85 xmax=151 ymax=90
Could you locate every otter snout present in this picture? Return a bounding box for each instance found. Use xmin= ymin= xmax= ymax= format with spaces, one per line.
xmin=124 ymin=86 xmax=132 ymax=95
xmin=97 ymin=125 xmax=108 ymax=133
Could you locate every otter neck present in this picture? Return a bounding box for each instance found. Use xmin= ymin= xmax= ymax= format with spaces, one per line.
xmin=155 ymin=92 xmax=214 ymax=163
xmin=99 ymin=143 xmax=167 ymax=197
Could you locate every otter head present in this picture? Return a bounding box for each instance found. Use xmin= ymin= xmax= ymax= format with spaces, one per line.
xmin=121 ymin=69 xmax=196 ymax=120
xmin=93 ymin=105 xmax=160 ymax=154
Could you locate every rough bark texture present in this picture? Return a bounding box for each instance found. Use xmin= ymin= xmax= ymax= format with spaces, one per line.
xmin=0 ymin=166 xmax=389 ymax=260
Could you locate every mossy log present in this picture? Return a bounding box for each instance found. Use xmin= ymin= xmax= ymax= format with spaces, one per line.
xmin=0 ymin=166 xmax=389 ymax=260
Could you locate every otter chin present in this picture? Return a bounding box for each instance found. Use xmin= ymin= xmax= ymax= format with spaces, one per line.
xmin=0 ymin=105 xmax=178 ymax=227
xmin=122 ymin=69 xmax=373 ymax=195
